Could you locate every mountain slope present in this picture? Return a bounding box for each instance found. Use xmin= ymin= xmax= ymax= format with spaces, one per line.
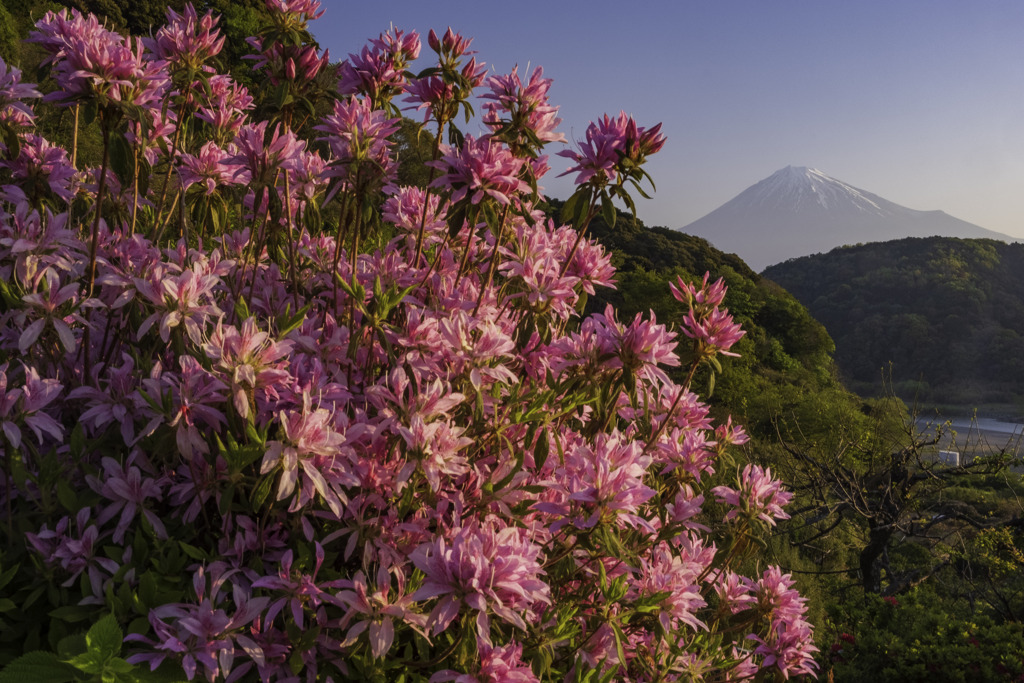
xmin=763 ymin=236 xmax=1024 ymax=405
xmin=682 ymin=166 xmax=1016 ymax=271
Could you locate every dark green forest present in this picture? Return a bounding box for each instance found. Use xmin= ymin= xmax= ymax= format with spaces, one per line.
xmin=764 ymin=236 xmax=1024 ymax=407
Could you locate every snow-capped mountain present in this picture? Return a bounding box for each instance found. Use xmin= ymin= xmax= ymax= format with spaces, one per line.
xmin=681 ymin=166 xmax=1017 ymax=271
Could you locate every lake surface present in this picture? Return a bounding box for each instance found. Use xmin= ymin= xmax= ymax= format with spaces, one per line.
xmin=916 ymin=415 xmax=1024 ymax=457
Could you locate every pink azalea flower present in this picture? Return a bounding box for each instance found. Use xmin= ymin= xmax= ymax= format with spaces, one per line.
xmin=635 ymin=539 xmax=714 ymax=633
xmin=68 ymin=353 xmax=143 ymax=444
xmin=431 ymin=640 xmax=540 ymax=683
xmin=712 ymin=464 xmax=793 ymax=527
xmin=411 ymin=518 xmax=550 ymax=643
xmin=429 ymin=135 xmax=530 ymax=207
xmin=0 ymin=362 xmax=63 ymax=448
xmin=260 ymin=392 xmax=356 ymax=516
xmin=127 ymin=564 xmax=270 ymax=681
xmin=194 ymin=74 xmax=253 ymax=137
xmin=264 ymin=0 xmax=324 ymax=22
xmin=18 ymin=267 xmax=79 ymax=354
xmin=135 ymin=262 xmax=222 ymax=344
xmin=337 ymin=28 xmax=420 ymax=103
xmin=145 ymin=3 xmax=224 ymax=67
xmin=0 ymin=57 xmax=41 ymax=127
xmin=203 ymin=317 xmax=293 ymax=419
xmin=681 ymin=305 xmax=746 ymax=358
xmin=534 ymin=430 xmax=656 ymax=532
xmin=558 ymin=111 xmax=666 ymax=187
xmin=86 ymin=450 xmax=166 ymax=543
xmin=333 ymin=563 xmax=426 ymax=660
xmin=483 ymin=66 xmax=566 ymax=153
xmin=25 ymin=508 xmax=118 ymax=597
xmin=315 ymin=96 xmax=401 ymax=185
xmin=178 ymin=141 xmax=242 ymax=196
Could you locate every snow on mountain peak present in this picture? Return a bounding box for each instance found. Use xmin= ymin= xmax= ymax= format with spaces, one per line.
xmin=744 ymin=166 xmax=887 ymax=215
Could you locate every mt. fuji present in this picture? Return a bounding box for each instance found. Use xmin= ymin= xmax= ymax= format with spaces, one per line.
xmin=680 ymin=166 xmax=1016 ymax=271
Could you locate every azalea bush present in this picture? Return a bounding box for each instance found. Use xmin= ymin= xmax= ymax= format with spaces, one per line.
xmin=0 ymin=2 xmax=817 ymax=681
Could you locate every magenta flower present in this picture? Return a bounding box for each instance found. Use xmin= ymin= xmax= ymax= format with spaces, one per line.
xmin=681 ymin=305 xmax=746 ymax=358
xmin=1 ymin=134 xmax=78 ymax=202
xmin=135 ymin=262 xmax=223 ymax=344
xmin=712 ymin=464 xmax=793 ymax=527
xmin=404 ymin=56 xmax=486 ymax=124
xmin=333 ymin=564 xmax=426 ymax=660
xmin=427 ymin=27 xmax=475 ymax=64
xmin=260 ymin=393 xmax=356 ymax=516
xmin=203 ymin=317 xmax=293 ymax=419
xmin=429 ymin=135 xmax=530 ymax=207
xmin=746 ymin=567 xmax=819 ymax=679
xmin=128 ymin=565 xmax=270 ymax=681
xmin=194 ymin=74 xmax=253 ymax=137
xmin=635 ymin=539 xmax=714 ymax=633
xmin=483 ymin=66 xmax=566 ymax=153
xmin=558 ymin=111 xmax=666 ymax=187
xmin=432 ymin=640 xmax=540 ymax=683
xmin=382 ymin=185 xmax=449 ymax=242
xmin=67 ymin=353 xmax=142 ymax=444
xmin=25 ymin=508 xmax=117 ymax=596
xmin=337 ymin=28 xmax=420 ymax=105
xmin=670 ymin=272 xmax=729 ymax=311
xmin=315 ymin=96 xmax=401 ymax=185
xmin=87 ymin=451 xmax=166 ymax=543
xmin=163 ymin=356 xmax=229 ymax=461
xmin=226 ymin=121 xmax=305 ymax=188
xmin=0 ymin=57 xmax=41 ymax=128
xmin=0 ymin=362 xmax=63 ymax=448
xmin=264 ymin=0 xmax=324 ymax=22
xmin=253 ymin=543 xmax=331 ymax=630
xmin=411 ymin=518 xmax=550 ymax=643
xmin=178 ymin=141 xmax=241 ymax=196
xmin=145 ymin=3 xmax=224 ymax=67
xmin=534 ymin=430 xmax=656 ymax=532
xmin=18 ymin=267 xmax=79 ymax=354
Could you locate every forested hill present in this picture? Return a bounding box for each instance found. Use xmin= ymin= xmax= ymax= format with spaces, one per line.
xmin=763 ymin=236 xmax=1024 ymax=405
xmin=568 ymin=205 xmax=865 ymax=439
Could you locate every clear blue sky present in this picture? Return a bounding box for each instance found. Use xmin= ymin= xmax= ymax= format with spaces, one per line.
xmin=311 ymin=1 xmax=1024 ymax=238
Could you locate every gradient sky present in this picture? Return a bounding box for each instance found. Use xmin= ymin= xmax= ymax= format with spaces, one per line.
xmin=311 ymin=1 xmax=1024 ymax=239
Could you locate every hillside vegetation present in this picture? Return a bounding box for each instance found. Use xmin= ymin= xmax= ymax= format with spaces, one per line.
xmin=574 ymin=206 xmax=868 ymax=440
xmin=764 ymin=236 xmax=1024 ymax=407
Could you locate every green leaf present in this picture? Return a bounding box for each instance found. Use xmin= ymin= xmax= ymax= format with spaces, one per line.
xmin=56 ymin=633 xmax=87 ymax=659
xmin=1 ymin=125 xmax=20 ymax=161
xmin=56 ymin=478 xmax=77 ymax=513
xmin=600 ymin=193 xmax=616 ymax=228
xmin=534 ymin=430 xmax=550 ymax=471
xmin=0 ymin=651 xmax=78 ymax=683
xmin=85 ymin=614 xmax=122 ymax=660
xmin=0 ymin=598 xmax=14 ymax=613
xmin=0 ymin=563 xmax=18 ymax=592
xmin=82 ymin=101 xmax=98 ymax=126
xmin=108 ymin=133 xmax=134 ymax=186
xmin=560 ymin=188 xmax=589 ymax=228
xmin=48 ymin=605 xmax=93 ymax=623
xmin=178 ymin=542 xmax=208 ymax=561
xmin=250 ymin=474 xmax=275 ymax=509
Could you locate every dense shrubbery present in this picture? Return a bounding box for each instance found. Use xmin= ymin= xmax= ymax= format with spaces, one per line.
xmin=0 ymin=2 xmax=818 ymax=681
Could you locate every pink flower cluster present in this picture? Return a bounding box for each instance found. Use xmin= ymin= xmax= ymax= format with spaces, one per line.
xmin=0 ymin=6 xmax=817 ymax=682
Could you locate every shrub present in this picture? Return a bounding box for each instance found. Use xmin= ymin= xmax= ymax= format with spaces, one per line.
xmin=0 ymin=2 xmax=816 ymax=681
